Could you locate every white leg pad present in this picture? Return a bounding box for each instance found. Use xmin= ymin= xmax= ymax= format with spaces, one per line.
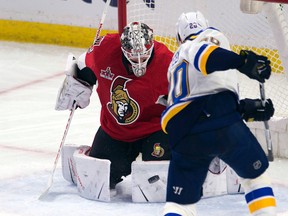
xmin=207 ymin=157 xmax=244 ymax=195
xmin=61 ymin=144 xmax=79 ymax=184
xmin=132 ymin=161 xmax=168 ymax=202
xmin=203 ymin=157 xmax=228 ymax=198
xmin=208 ymin=157 xmax=227 ymax=175
xmin=131 ymin=160 xmax=229 ymax=203
xmin=73 ymin=145 xmax=111 ymax=202
xmin=202 ymin=168 xmax=227 ymax=198
xmin=226 ymin=166 xmax=244 ymax=194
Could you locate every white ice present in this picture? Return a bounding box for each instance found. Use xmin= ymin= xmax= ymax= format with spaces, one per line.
xmin=0 ymin=41 xmax=287 ymax=216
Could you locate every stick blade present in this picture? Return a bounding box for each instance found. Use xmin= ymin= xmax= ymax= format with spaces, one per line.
xmin=38 ymin=187 xmax=50 ymax=200
xmin=38 ymin=176 xmax=53 ymax=200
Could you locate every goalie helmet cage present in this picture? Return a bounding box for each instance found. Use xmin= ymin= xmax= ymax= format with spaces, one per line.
xmin=117 ymin=0 xmax=288 ymax=119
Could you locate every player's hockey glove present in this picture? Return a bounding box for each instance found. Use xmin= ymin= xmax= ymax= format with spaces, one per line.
xmin=238 ymin=50 xmax=271 ymax=83
xmin=55 ymin=54 xmax=93 ymax=110
xmin=239 ymin=98 xmax=274 ymax=122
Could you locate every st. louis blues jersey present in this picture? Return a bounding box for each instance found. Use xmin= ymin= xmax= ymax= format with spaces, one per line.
xmin=162 ymin=28 xmax=240 ymax=136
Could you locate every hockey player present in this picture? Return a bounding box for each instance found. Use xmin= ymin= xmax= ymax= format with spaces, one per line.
xmin=161 ymin=11 xmax=276 ymax=216
xmin=55 ymin=22 xmax=173 ymax=190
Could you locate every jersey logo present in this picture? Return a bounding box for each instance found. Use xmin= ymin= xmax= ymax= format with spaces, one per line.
xmin=151 ymin=143 xmax=165 ymax=158
xmin=253 ymin=160 xmax=262 ymax=170
xmin=173 ymin=186 xmax=183 ymax=195
xmin=107 ymin=76 xmax=140 ymax=124
xmin=100 ymin=67 xmax=114 ymax=80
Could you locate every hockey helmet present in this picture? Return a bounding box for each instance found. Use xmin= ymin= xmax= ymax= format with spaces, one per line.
xmin=120 ymin=22 xmax=154 ymax=77
xmin=176 ymin=11 xmax=209 ymax=45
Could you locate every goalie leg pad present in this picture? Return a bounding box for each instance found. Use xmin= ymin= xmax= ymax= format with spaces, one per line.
xmin=131 ymin=160 xmax=228 ymax=203
xmin=203 ymin=157 xmax=227 ymax=198
xmin=208 ymin=157 xmax=244 ymax=195
xmin=202 ymin=168 xmax=227 ymax=198
xmin=73 ymin=146 xmax=111 ymax=202
xmin=240 ymin=172 xmax=276 ymax=216
xmin=132 ymin=161 xmax=168 ymax=203
xmin=226 ymin=166 xmax=244 ymax=194
xmin=61 ymin=144 xmax=79 ymax=184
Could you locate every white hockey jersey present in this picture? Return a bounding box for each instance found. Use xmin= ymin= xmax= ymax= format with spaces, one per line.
xmin=162 ymin=28 xmax=239 ymax=133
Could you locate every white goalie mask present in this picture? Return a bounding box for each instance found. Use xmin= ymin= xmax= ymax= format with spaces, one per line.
xmin=176 ymin=11 xmax=209 ymax=45
xmin=120 ymin=22 xmax=154 ymax=77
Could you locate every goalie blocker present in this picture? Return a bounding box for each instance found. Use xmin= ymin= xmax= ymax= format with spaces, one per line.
xmin=61 ymin=144 xmax=243 ymax=202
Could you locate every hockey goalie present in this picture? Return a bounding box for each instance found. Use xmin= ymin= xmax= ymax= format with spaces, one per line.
xmin=56 ymin=21 xmax=245 ymax=202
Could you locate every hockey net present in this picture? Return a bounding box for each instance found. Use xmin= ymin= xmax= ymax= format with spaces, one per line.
xmin=123 ymin=0 xmax=288 ymax=119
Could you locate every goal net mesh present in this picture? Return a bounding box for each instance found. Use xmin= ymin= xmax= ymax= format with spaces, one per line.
xmin=126 ymin=0 xmax=288 ymax=118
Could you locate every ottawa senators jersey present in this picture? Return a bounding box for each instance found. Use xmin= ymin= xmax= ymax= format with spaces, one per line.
xmin=79 ymin=34 xmax=173 ymax=142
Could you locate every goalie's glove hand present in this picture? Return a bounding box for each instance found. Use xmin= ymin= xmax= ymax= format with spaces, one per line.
xmin=238 ymin=50 xmax=271 ymax=83
xmin=239 ymin=98 xmax=274 ymax=122
xmin=55 ymin=76 xmax=92 ymax=110
xmin=55 ymin=53 xmax=93 ymax=111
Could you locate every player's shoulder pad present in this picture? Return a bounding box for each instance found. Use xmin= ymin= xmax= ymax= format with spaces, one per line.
xmin=199 ymin=27 xmax=223 ymax=39
xmin=198 ymin=27 xmax=230 ymax=49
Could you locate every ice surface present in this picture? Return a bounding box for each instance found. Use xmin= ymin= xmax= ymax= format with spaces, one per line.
xmin=0 ymin=41 xmax=287 ymax=216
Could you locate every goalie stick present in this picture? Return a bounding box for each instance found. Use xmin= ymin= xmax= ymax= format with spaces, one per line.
xmin=89 ymin=0 xmax=112 ymax=51
xmin=259 ymin=83 xmax=274 ymax=162
xmin=39 ymin=103 xmax=77 ymax=200
xmin=39 ymin=0 xmax=112 ymax=200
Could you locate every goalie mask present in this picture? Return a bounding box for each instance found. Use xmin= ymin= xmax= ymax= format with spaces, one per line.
xmin=120 ymin=22 xmax=154 ymax=77
xmin=176 ymin=11 xmax=209 ymax=45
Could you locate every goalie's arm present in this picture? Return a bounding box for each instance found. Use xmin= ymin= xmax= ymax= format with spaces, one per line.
xmin=55 ymin=54 xmax=97 ymax=111
xmin=76 ymin=52 xmax=97 ymax=86
xmin=76 ymin=66 xmax=97 ymax=86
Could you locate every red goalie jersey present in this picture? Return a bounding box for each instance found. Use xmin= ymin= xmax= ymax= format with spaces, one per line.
xmin=81 ymin=34 xmax=173 ymax=142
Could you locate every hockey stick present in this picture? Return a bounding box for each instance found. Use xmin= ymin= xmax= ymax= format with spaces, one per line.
xmin=91 ymin=0 xmax=112 ymax=47
xmin=39 ymin=0 xmax=112 ymax=200
xmin=259 ymin=83 xmax=274 ymax=162
xmin=39 ymin=103 xmax=77 ymax=200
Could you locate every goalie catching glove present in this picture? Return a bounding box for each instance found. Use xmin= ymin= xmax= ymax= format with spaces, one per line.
xmin=55 ymin=54 xmax=93 ymax=110
xmin=238 ymin=50 xmax=271 ymax=83
xmin=239 ymin=98 xmax=274 ymax=122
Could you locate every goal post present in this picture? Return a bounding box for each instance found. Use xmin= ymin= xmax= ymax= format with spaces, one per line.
xmin=118 ymin=0 xmax=127 ymax=34
xmin=118 ymin=0 xmax=288 ymax=158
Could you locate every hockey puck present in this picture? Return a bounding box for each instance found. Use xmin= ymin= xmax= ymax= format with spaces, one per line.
xmin=148 ymin=175 xmax=160 ymax=184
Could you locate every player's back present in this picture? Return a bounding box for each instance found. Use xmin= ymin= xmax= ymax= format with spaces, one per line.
xmin=167 ymin=28 xmax=238 ymax=107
